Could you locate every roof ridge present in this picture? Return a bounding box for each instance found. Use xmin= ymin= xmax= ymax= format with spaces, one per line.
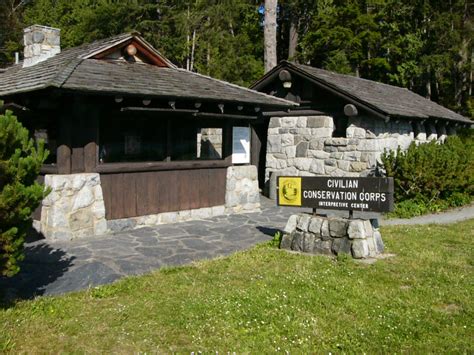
xmin=290 ymin=61 xmax=407 ymax=91
xmin=172 ymin=67 xmax=298 ymax=107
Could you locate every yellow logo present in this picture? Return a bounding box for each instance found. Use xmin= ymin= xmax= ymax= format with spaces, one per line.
xmin=278 ymin=177 xmax=302 ymax=206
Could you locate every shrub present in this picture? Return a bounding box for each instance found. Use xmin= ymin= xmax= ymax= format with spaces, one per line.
xmin=381 ymin=130 xmax=473 ymax=217
xmin=0 ymin=110 xmax=48 ymax=277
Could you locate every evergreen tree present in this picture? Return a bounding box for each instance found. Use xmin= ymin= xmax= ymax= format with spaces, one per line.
xmin=0 ymin=109 xmax=48 ymax=277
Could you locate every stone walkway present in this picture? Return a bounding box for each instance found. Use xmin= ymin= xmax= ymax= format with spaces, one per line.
xmin=381 ymin=203 xmax=474 ymax=226
xmin=0 ymin=197 xmax=302 ymax=299
xmin=1 ymin=197 xmax=472 ymax=300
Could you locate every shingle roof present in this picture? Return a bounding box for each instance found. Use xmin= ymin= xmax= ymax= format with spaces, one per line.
xmin=253 ymin=61 xmax=471 ymax=123
xmin=0 ymin=33 xmax=295 ymax=108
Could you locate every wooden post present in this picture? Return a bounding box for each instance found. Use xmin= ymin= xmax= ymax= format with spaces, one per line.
xmin=57 ymin=113 xmax=72 ymax=174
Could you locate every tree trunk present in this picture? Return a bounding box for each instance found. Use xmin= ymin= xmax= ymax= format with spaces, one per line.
xmin=264 ymin=0 xmax=278 ymax=73
xmin=288 ymin=19 xmax=298 ymax=60
xmin=426 ymin=66 xmax=431 ymax=100
xmin=190 ymin=29 xmax=196 ymax=72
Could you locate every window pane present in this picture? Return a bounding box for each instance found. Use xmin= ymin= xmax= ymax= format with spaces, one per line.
xmin=99 ymin=114 xmax=167 ymax=163
xmin=171 ymin=121 xmax=223 ymax=161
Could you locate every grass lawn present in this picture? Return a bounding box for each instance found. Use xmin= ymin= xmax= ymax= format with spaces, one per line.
xmin=1 ymin=220 xmax=473 ymax=353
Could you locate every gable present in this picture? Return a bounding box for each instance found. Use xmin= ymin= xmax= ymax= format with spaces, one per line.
xmin=252 ymin=62 xmax=471 ymax=124
xmin=85 ymin=36 xmax=174 ymax=68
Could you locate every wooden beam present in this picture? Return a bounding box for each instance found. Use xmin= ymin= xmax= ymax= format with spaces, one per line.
xmin=120 ymin=107 xmax=198 ymax=114
xmin=193 ymin=112 xmax=258 ymax=120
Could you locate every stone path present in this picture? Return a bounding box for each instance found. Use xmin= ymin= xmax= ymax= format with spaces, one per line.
xmin=1 ymin=197 xmax=472 ymax=300
xmin=380 ymin=203 xmax=474 ymax=226
xmin=0 ymin=197 xmax=301 ymax=299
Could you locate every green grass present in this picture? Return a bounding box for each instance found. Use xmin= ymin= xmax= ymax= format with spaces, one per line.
xmin=1 ymin=220 xmax=473 ymax=353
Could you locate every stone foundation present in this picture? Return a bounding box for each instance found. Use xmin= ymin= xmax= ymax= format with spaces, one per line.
xmin=225 ymin=165 xmax=261 ymax=213
xmin=40 ymin=173 xmax=107 ymax=241
xmin=36 ymin=165 xmax=262 ymax=239
xmin=280 ymin=213 xmax=384 ymax=259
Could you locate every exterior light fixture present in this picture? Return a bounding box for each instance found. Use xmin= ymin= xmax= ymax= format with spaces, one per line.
xmin=279 ymin=69 xmax=292 ymax=89
xmin=126 ymin=44 xmax=137 ymax=56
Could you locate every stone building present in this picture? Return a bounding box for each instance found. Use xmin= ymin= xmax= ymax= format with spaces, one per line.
xmin=0 ymin=25 xmax=296 ymax=240
xmin=250 ymin=61 xmax=472 ymax=196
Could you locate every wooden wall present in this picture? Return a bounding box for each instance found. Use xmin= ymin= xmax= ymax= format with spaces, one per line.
xmin=100 ymin=167 xmax=227 ymax=220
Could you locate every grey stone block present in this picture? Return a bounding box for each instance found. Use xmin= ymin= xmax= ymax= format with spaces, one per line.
xmin=297 ymin=214 xmax=311 ymax=231
xmin=308 ymin=216 xmax=323 ymax=234
xmin=352 ymin=239 xmax=369 ymax=259
xmin=267 ymin=135 xmax=282 ymax=153
xmin=347 ymin=220 xmax=366 ymax=239
xmin=329 ymin=218 xmax=347 ymax=237
xmin=313 ymin=239 xmax=333 ymax=255
xmin=332 ymin=237 xmax=352 ymax=255
xmin=309 ymin=139 xmax=324 ymax=150
xmin=303 ymin=233 xmax=315 ymax=253
xmin=280 ymin=234 xmax=293 ymax=249
xmin=374 ymin=230 xmax=384 ymax=253
xmin=325 ymin=159 xmax=337 ymax=166
xmin=296 ymin=142 xmax=309 ymax=157
xmin=284 ymin=214 xmax=299 ymax=233
xmin=291 ymin=231 xmax=305 ymax=251
xmin=310 ymin=160 xmax=325 ymax=174
xmin=321 ymin=219 xmax=330 ymax=238
xmin=268 ymin=117 xmax=281 ymax=128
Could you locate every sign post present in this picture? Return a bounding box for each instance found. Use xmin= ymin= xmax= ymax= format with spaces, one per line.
xmin=277 ymin=176 xmax=394 ymax=213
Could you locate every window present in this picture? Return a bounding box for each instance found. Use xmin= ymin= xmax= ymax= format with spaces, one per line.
xmin=99 ymin=114 xmax=167 ymax=163
xmin=333 ymin=116 xmax=348 ymax=138
xmin=171 ymin=120 xmax=223 ymax=161
xmin=232 ymin=126 xmax=250 ymax=164
xmin=99 ymin=113 xmax=224 ymax=163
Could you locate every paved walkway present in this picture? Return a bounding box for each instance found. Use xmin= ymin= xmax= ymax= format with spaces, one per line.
xmin=381 ymin=203 xmax=474 ymax=226
xmin=0 ymin=198 xmax=301 ymax=299
xmin=1 ymin=198 xmax=472 ymax=300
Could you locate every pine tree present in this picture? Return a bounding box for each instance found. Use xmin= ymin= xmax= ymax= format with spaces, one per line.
xmin=0 ymin=109 xmax=48 ymax=277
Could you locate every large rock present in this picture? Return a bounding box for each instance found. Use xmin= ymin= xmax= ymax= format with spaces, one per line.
xmin=332 ymin=237 xmax=352 ymax=255
xmin=284 ymin=214 xmax=299 ymax=233
xmin=329 ymin=218 xmax=347 ymax=237
xmin=352 ymin=239 xmax=369 ymax=259
xmin=296 ymin=214 xmax=311 ymax=231
xmin=308 ymin=217 xmax=323 ymax=234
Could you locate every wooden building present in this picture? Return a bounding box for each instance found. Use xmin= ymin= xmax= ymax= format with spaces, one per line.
xmin=0 ymin=25 xmax=295 ymax=240
xmin=250 ymin=61 xmax=472 ymax=197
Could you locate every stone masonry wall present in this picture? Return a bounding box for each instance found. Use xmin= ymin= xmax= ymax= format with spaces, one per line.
xmin=40 ymin=173 xmax=108 ymax=241
xmin=225 ymin=165 xmax=261 ymax=214
xmin=266 ymin=115 xmax=446 ymax=191
xmin=280 ymin=213 xmax=384 ymax=259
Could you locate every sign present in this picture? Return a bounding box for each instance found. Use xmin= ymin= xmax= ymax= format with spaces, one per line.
xmin=232 ymin=126 xmax=250 ymax=164
xmin=277 ymin=176 xmax=394 ymax=212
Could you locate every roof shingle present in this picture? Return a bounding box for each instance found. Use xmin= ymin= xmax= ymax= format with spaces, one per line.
xmin=253 ymin=61 xmax=471 ymax=123
xmin=0 ymin=33 xmax=295 ymax=108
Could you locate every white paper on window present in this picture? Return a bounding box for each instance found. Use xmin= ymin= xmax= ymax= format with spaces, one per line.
xmin=232 ymin=126 xmax=250 ymax=164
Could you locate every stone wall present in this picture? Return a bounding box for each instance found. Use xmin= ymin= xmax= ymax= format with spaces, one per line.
xmin=280 ymin=213 xmax=384 ymax=259
xmin=36 ymin=165 xmax=262 ymax=238
xmin=266 ymin=115 xmax=449 ymax=190
xmin=40 ymin=173 xmax=108 ymax=241
xmin=225 ymin=165 xmax=261 ymax=213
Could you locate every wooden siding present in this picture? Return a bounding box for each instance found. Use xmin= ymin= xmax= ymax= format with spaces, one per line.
xmin=100 ymin=168 xmax=227 ymax=220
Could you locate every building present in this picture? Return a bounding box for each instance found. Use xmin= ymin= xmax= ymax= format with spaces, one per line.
xmin=0 ymin=25 xmax=296 ymax=240
xmin=250 ymin=61 xmax=472 ymax=197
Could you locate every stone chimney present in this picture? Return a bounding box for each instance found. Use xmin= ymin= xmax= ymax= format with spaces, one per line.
xmin=23 ymin=25 xmax=60 ymax=68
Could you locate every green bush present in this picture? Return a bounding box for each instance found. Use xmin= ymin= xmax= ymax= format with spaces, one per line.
xmin=381 ymin=130 xmax=473 ymax=217
xmin=0 ymin=110 xmax=49 ymax=277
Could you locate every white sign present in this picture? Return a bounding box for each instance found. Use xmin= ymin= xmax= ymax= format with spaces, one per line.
xmin=232 ymin=126 xmax=250 ymax=164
